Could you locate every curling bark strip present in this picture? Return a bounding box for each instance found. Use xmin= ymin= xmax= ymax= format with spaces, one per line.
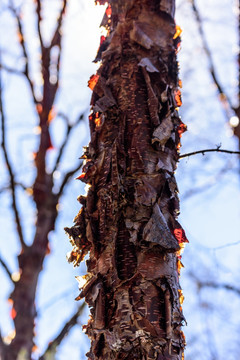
xmin=66 ymin=0 xmax=187 ymax=358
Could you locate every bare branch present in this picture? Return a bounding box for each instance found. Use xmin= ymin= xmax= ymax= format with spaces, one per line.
xmin=33 ymin=1 xmax=68 ymax=207
xmin=212 ymin=240 xmax=240 ymax=251
xmin=57 ymin=162 xmax=83 ymax=199
xmin=199 ymin=281 xmax=240 ymax=296
xmin=53 ymin=113 xmax=84 ymax=173
xmin=0 ymin=185 xmax=9 ymax=194
xmin=188 ymin=271 xmax=240 ymax=295
xmin=46 ymin=0 xmax=67 ymax=92
xmin=190 ymin=0 xmax=240 ymax=152
xmin=0 ymin=182 xmax=28 ymax=196
xmin=15 ymin=181 xmax=28 ymax=191
xmin=36 ymin=0 xmax=44 ymax=51
xmin=188 ymin=0 xmax=240 ymax=158
xmin=39 ymin=302 xmax=86 ymax=360
xmin=0 ymin=63 xmax=23 ymax=75
xmin=8 ymin=2 xmax=37 ymax=104
xmin=0 ymin=181 xmax=24 ymax=195
xmin=179 ymin=147 xmax=240 ymax=159
xmin=35 ymin=0 xmax=68 ymax=126
xmin=182 ymin=161 xmax=234 ymax=200
xmin=49 ymin=0 xmax=67 ymax=50
xmin=190 ymin=0 xmax=233 ymax=114
xmin=0 ymin=69 xmax=26 ymax=249
xmin=0 ymin=256 xmax=14 ymax=283
xmin=39 ymin=286 xmax=77 ymax=314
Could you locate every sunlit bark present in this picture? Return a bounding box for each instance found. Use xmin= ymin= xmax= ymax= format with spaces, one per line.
xmin=66 ymin=0 xmax=187 ymax=359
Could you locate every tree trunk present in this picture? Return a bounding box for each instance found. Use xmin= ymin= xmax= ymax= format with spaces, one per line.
xmin=66 ymin=0 xmax=187 ymax=359
xmin=0 ymin=2 xmax=68 ymax=358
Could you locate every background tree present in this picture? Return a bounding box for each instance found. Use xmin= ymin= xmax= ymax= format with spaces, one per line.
xmin=0 ymin=0 xmax=99 ymax=358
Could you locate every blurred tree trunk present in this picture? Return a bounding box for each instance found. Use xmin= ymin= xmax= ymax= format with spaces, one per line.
xmin=0 ymin=1 xmax=83 ymax=359
xmin=66 ymin=0 xmax=187 ymax=359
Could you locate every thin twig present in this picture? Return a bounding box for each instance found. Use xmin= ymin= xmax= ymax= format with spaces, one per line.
xmin=53 ymin=113 xmax=84 ymax=173
xmin=49 ymin=0 xmax=67 ymax=50
xmin=47 ymin=0 xmax=67 ymax=95
xmin=53 ymin=122 xmax=72 ymax=172
xmin=37 ymin=0 xmax=67 ymax=120
xmin=190 ymin=0 xmax=240 ymax=152
xmin=179 ymin=148 xmax=240 ymax=159
xmin=57 ymin=162 xmax=83 ymax=199
xmin=213 ymin=240 xmax=240 ymax=251
xmin=33 ymin=1 xmax=68 ymax=197
xmin=39 ymin=302 xmax=86 ymax=360
xmin=188 ymin=271 xmax=240 ymax=295
xmin=190 ymin=0 xmax=233 ymax=112
xmin=0 ymin=256 xmax=14 ymax=283
xmin=0 ymin=63 xmax=23 ymax=75
xmin=0 ymin=182 xmax=27 ymax=195
xmin=9 ymin=2 xmax=37 ymax=104
xmin=0 ymin=68 xmax=26 ymax=249
xmin=36 ymin=0 xmax=44 ymax=51
xmin=38 ymin=285 xmax=77 ymax=314
xmin=199 ymin=281 xmax=240 ymax=296
xmin=0 ymin=186 xmax=9 ymax=194
xmin=181 ymin=160 xmax=234 ymax=200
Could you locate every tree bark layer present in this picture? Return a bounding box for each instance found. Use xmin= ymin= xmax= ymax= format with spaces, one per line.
xmin=66 ymin=1 xmax=187 ymax=359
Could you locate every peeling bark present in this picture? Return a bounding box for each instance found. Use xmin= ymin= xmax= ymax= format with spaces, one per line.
xmin=66 ymin=0 xmax=187 ymax=359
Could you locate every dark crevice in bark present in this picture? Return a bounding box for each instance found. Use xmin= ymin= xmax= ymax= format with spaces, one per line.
xmin=115 ymin=217 xmax=137 ymax=280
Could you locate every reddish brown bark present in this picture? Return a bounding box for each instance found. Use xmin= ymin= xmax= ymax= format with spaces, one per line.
xmin=66 ymin=0 xmax=187 ymax=359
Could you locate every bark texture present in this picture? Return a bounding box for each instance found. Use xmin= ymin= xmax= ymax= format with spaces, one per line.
xmin=66 ymin=0 xmax=187 ymax=359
